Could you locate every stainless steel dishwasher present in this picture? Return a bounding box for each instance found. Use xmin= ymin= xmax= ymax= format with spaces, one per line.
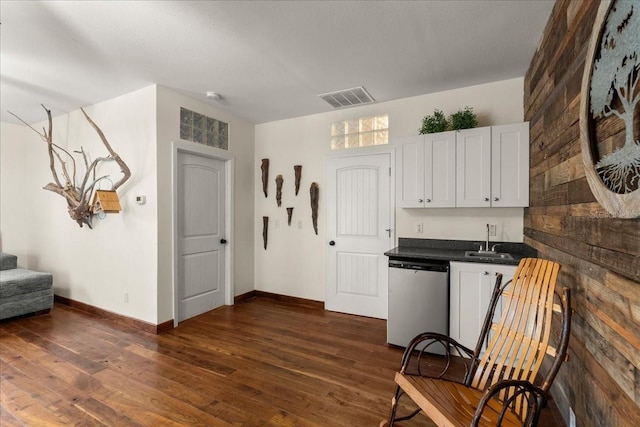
xmin=387 ymin=259 xmax=449 ymax=354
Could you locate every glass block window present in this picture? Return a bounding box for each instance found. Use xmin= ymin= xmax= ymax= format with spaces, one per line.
xmin=331 ymin=114 xmax=388 ymax=150
xmin=180 ymin=107 xmax=229 ymax=150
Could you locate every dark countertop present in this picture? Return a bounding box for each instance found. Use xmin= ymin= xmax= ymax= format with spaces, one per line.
xmin=385 ymin=238 xmax=537 ymax=266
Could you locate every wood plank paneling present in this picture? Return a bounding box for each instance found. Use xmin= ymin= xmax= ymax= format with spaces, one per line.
xmin=524 ymin=0 xmax=640 ymax=425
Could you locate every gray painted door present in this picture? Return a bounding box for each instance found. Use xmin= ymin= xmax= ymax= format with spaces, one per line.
xmin=177 ymin=152 xmax=226 ymax=321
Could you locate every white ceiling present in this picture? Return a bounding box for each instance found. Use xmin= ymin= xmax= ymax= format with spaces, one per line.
xmin=0 ymin=1 xmax=554 ymax=126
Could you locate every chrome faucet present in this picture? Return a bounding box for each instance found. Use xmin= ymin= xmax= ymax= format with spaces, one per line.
xmin=484 ymin=223 xmax=490 ymax=252
xmin=478 ymin=224 xmax=493 ymax=252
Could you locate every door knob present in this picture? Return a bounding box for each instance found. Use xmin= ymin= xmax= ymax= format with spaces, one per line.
xmin=220 ymin=239 xmax=227 ymax=244
xmin=483 ymin=271 xmax=490 ymax=275
xmin=484 ymin=197 xmax=489 ymax=202
xmin=329 ymin=240 xmax=336 ymax=246
xmin=494 ymin=197 xmax=499 ymax=201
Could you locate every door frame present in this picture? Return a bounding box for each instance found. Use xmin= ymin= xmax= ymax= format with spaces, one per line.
xmin=171 ymin=141 xmax=234 ymax=327
xmin=325 ymin=145 xmax=396 ymax=313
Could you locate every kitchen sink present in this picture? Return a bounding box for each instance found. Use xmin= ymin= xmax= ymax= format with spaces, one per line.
xmin=464 ymin=251 xmax=514 ymax=260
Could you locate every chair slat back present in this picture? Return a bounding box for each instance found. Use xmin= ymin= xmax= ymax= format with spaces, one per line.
xmin=470 ymin=258 xmax=562 ymax=421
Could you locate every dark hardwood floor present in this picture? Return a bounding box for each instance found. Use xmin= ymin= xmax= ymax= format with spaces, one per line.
xmin=0 ymin=297 xmax=564 ymax=426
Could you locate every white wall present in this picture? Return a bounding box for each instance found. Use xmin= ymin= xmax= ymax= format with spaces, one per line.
xmin=255 ymin=78 xmax=526 ymax=302
xmin=1 ymin=78 xmax=524 ymax=322
xmin=0 ymin=123 xmax=29 ymax=259
xmin=396 ymin=208 xmax=524 ymax=242
xmin=0 ymin=86 xmax=159 ymax=323
xmin=254 ymin=117 xmax=330 ymax=301
xmin=155 ymin=86 xmax=255 ymax=323
xmin=1 ymin=84 xmax=255 ymax=325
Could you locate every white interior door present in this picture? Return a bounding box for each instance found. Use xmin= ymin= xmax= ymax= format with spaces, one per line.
xmin=326 ymin=152 xmax=392 ymax=319
xmin=177 ymin=152 xmax=226 ymax=321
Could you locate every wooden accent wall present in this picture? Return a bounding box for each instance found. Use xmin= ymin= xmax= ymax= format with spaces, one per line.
xmin=524 ymin=1 xmax=640 ymax=426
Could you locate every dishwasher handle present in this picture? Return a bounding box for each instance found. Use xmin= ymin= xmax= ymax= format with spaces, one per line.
xmin=388 ymin=259 xmax=448 ymax=272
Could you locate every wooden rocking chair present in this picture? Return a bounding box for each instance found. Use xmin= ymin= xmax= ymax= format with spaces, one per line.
xmin=382 ymin=258 xmax=571 ymax=426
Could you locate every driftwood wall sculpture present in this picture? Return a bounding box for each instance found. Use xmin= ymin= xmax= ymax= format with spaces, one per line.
xmin=294 ymin=165 xmax=302 ymax=196
xmin=262 ymin=216 xmax=269 ymax=249
xmin=310 ymin=182 xmax=319 ymax=235
xmin=261 ymin=159 xmax=269 ymax=197
xmin=286 ymin=207 xmax=294 ymax=226
xmin=275 ymin=175 xmax=284 ymax=207
xmin=10 ymin=105 xmax=131 ymax=228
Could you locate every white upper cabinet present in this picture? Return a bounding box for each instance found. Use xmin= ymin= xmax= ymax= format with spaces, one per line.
xmin=396 ymin=132 xmax=456 ymax=208
xmin=425 ymin=131 xmax=457 ymax=207
xmin=491 ymin=123 xmax=530 ymax=207
xmin=396 ymin=136 xmax=422 ymax=208
xmin=456 ymin=123 xmax=530 ymax=208
xmin=455 ymin=127 xmax=492 ymax=207
xmin=397 ymin=122 xmax=529 ymax=208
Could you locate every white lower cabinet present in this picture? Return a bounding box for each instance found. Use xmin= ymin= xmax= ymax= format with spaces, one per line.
xmin=449 ymin=261 xmax=517 ymax=354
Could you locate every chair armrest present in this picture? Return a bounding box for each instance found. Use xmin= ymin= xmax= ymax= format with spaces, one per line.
xmin=472 ymin=379 xmax=549 ymax=427
xmin=399 ymin=332 xmax=476 ymax=381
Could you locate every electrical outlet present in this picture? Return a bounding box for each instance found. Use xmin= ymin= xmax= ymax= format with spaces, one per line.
xmin=417 ymin=223 xmax=423 ymax=233
xmin=569 ymin=407 xmax=576 ymax=427
xmin=489 ymin=224 xmax=497 ymax=236
xmin=124 ymin=291 xmax=129 ymax=303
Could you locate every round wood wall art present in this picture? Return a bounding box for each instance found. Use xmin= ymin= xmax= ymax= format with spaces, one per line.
xmin=580 ymin=0 xmax=640 ymax=218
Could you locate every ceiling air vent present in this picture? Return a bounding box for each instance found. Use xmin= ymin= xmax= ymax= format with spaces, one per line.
xmin=318 ymin=86 xmax=374 ymax=108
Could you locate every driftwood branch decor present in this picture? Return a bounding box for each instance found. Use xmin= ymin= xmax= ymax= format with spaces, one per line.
xmin=294 ymin=165 xmax=302 ymax=196
xmin=310 ymin=182 xmax=319 ymax=235
xmin=261 ymin=159 xmax=269 ymax=198
xmin=262 ymin=216 xmax=269 ymax=250
xmin=9 ymin=105 xmax=131 ymax=228
xmin=286 ymin=207 xmax=294 ymax=226
xmin=275 ymin=174 xmax=284 ymax=207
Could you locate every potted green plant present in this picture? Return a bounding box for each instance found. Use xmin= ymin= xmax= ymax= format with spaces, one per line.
xmin=449 ymin=107 xmax=478 ymax=130
xmin=419 ymin=110 xmax=449 ymax=134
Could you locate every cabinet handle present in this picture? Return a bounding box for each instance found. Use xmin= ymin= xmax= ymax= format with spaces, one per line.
xmin=426 ymin=199 xmax=431 ymax=203
xmin=484 ymin=197 xmax=489 ymax=202
xmin=483 ymin=271 xmax=490 ymax=275
xmin=494 ymin=197 xmax=499 ymax=201
xmin=418 ymin=199 xmax=424 ymax=203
